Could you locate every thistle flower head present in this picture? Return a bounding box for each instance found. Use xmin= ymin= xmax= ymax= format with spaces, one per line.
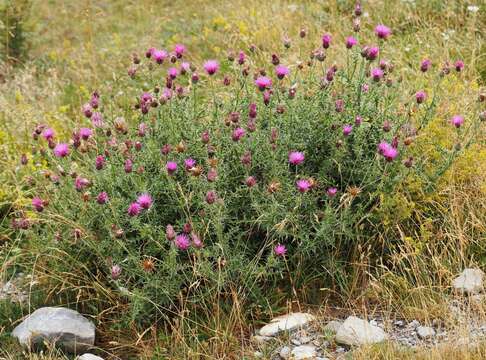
xmin=232 ymin=127 xmax=246 ymax=141
xmin=174 ymin=44 xmax=186 ymax=58
xmin=451 ymin=115 xmax=464 ymax=128
xmin=136 ymin=193 xmax=152 ymax=209
xmin=374 ymin=24 xmax=391 ymax=39
xmin=275 ymin=65 xmax=290 ymax=79
xmin=182 ymin=158 xmax=196 ymax=170
xmin=42 ymin=128 xmax=55 ymax=140
xmin=79 ymin=127 xmax=93 ymax=140
xmin=288 ymin=151 xmax=305 ymax=165
xmin=255 ymin=76 xmax=272 ymax=91
xmin=274 ymin=244 xmax=287 ymax=256
xmin=420 ymin=59 xmax=432 ymax=72
xmin=166 ymin=161 xmax=178 ymax=174
xmin=296 ymin=179 xmax=311 ymax=193
xmin=153 ymin=49 xmax=168 ymax=64
xmin=111 ymin=265 xmax=122 ymax=280
xmin=343 ymin=125 xmax=353 ymax=136
xmin=127 ymin=202 xmax=141 ymax=217
xmin=175 ymin=233 xmax=191 ymax=250
xmin=203 ymin=60 xmax=219 ymax=75
xmin=321 ymin=33 xmax=332 ymax=48
xmin=53 ymin=143 xmax=70 ymax=158
xmin=32 ymin=197 xmax=44 ymax=212
xmin=371 ymin=67 xmax=384 ymax=81
xmin=97 ymin=191 xmax=109 ymax=204
xmin=346 ymin=36 xmax=358 ymax=49
xmin=326 ymin=187 xmax=338 ymax=197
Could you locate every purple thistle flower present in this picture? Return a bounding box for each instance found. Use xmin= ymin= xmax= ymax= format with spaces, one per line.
xmin=275 ymin=65 xmax=290 ymax=79
xmin=166 ymin=224 xmax=176 ymax=240
xmin=91 ymin=112 xmax=104 ymax=128
xmin=249 ymin=103 xmax=257 ymax=118
xmin=346 ymin=36 xmax=358 ymax=49
xmin=191 ymin=233 xmax=203 ymax=248
xmin=343 ymin=125 xmax=353 ymax=136
xmin=174 ymin=44 xmax=186 ymax=58
xmin=136 ymin=193 xmax=152 ymax=209
xmin=255 ymin=76 xmax=272 ymax=91
xmin=322 ymin=33 xmax=332 ymax=49
xmin=326 ymin=187 xmax=338 ymax=197
xmin=205 ymin=190 xmax=217 ymax=204
xmin=420 ymin=59 xmax=432 ymax=72
xmin=366 ymin=46 xmax=379 ymax=61
xmin=42 ymin=128 xmax=55 ymax=141
xmin=375 ymin=24 xmax=391 ymax=39
xmin=82 ymin=103 xmax=93 ymax=118
xmin=296 ymin=179 xmax=311 ymax=193
xmin=245 ymin=176 xmax=257 ymax=187
xmin=175 ymin=233 xmax=191 ymax=250
xmin=415 ymin=90 xmax=427 ymax=104
xmin=362 ymin=84 xmax=369 ymax=93
xmin=180 ymin=62 xmax=191 ymax=74
xmin=238 ymin=51 xmax=246 ymax=65
xmin=383 ymin=146 xmax=399 ymax=161
xmin=184 ymin=158 xmax=196 ymax=170
xmin=32 ymin=197 xmax=44 ymax=212
xmin=203 ymin=60 xmax=219 ymax=75
xmin=288 ymin=151 xmax=305 ymax=165
xmin=111 ymin=265 xmax=122 ymax=280
xmin=451 ymin=115 xmax=464 ymax=128
xmin=371 ymin=67 xmax=384 ymax=81
xmin=168 ymin=67 xmax=179 ymax=79
xmin=96 ymin=191 xmax=109 ymax=204
xmin=207 ymin=168 xmax=218 ymax=182
xmin=95 ymin=155 xmax=105 ymax=170
xmin=355 ymin=116 xmax=363 ymax=126
xmin=153 ymin=49 xmax=168 ymax=64
xmin=53 ymin=143 xmax=70 ymax=158
xmin=75 ymin=176 xmax=90 ymax=191
xmin=232 ymin=127 xmax=246 ymax=141
xmin=274 ymin=244 xmax=287 ymax=257
xmin=166 ymin=161 xmax=178 ymax=175
xmin=79 ymin=127 xmax=93 ymax=140
xmin=454 ymin=60 xmax=464 ymax=72
xmin=127 ymin=202 xmax=141 ymax=217
xmin=124 ymin=159 xmax=133 ymax=173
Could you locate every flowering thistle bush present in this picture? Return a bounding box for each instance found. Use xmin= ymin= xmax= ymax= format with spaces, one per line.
xmin=14 ymin=6 xmax=484 ymax=322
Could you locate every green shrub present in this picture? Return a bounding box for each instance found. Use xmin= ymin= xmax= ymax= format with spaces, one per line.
xmin=11 ymin=13 xmax=483 ymax=323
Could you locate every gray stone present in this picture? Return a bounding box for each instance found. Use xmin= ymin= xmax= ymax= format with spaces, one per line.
xmin=335 ymin=316 xmax=387 ymax=346
xmin=12 ymin=307 xmax=95 ymax=353
xmin=259 ymin=313 xmax=316 ymax=337
xmin=78 ymin=354 xmax=104 ymax=360
xmin=417 ymin=326 xmax=436 ymax=339
xmin=290 ymin=344 xmax=317 ymax=359
xmin=452 ymin=268 xmax=484 ymax=294
xmin=323 ymin=320 xmax=342 ymax=334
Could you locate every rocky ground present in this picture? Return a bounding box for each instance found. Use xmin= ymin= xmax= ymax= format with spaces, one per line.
xmin=2 ymin=268 xmax=486 ymax=359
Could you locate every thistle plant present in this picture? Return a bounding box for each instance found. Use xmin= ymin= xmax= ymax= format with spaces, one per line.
xmin=12 ymin=4 xmax=484 ymax=322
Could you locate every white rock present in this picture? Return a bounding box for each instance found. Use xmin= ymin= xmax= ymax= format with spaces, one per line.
xmin=417 ymin=326 xmax=435 ymax=339
xmin=279 ymin=345 xmax=291 ymax=359
xmin=78 ymin=354 xmax=104 ymax=360
xmin=452 ymin=268 xmax=484 ymax=294
xmin=251 ymin=335 xmax=272 ymax=344
xmin=259 ymin=313 xmax=316 ymax=337
xmin=12 ymin=307 xmax=95 ymax=353
xmin=323 ymin=320 xmax=342 ymax=333
xmin=335 ymin=316 xmax=387 ymax=346
xmin=290 ymin=344 xmax=317 ymax=359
